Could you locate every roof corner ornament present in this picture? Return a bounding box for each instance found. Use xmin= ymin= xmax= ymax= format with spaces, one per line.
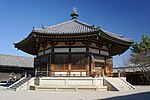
xmin=42 ymin=25 xmax=45 ymax=29
xmin=119 ymin=35 xmax=124 ymax=38
xmin=92 ymin=24 xmax=96 ymax=28
xmin=13 ymin=41 xmax=16 ymax=45
xmin=97 ymin=25 xmax=102 ymax=29
xmin=70 ymin=7 xmax=79 ymax=20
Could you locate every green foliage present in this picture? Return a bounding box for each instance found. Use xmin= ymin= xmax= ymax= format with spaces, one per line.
xmin=130 ymin=34 xmax=150 ymax=81
xmin=130 ymin=42 xmax=140 ymax=53
xmin=130 ymin=34 xmax=150 ymax=53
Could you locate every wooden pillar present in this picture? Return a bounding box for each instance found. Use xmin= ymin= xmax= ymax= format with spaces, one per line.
xmin=85 ymin=40 xmax=91 ymax=76
xmin=49 ymin=42 xmax=57 ymax=76
xmin=65 ymin=41 xmax=75 ymax=76
xmin=103 ymin=58 xmax=107 ymax=77
xmin=48 ymin=53 xmax=50 ymax=76
xmin=51 ymin=47 xmax=54 ymax=76
xmin=49 ymin=53 xmax=52 ymax=76
xmin=46 ymin=54 xmax=50 ymax=76
xmin=86 ymin=57 xmax=90 ymax=76
xmin=89 ymin=55 xmax=92 ymax=76
xmin=42 ymin=43 xmax=48 ymax=76
xmin=68 ymin=63 xmax=71 ymax=76
xmin=68 ymin=45 xmax=71 ymax=76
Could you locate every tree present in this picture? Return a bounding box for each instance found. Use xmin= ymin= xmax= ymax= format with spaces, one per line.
xmin=131 ymin=34 xmax=150 ymax=53
xmin=130 ymin=34 xmax=150 ymax=81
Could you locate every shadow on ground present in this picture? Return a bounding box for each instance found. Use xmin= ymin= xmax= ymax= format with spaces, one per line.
xmin=100 ymin=91 xmax=150 ymax=100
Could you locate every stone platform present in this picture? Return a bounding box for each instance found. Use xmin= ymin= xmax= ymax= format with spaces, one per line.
xmin=12 ymin=77 xmax=135 ymax=91
xmin=34 ymin=77 xmax=107 ymax=91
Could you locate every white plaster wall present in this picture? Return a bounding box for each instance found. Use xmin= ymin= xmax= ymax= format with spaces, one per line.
xmin=100 ymin=50 xmax=109 ymax=56
xmin=54 ymin=48 xmax=69 ymax=52
xmin=71 ymin=48 xmax=86 ymax=52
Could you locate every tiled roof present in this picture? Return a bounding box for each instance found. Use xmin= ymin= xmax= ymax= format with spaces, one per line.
xmin=32 ymin=19 xmax=134 ymax=43
xmin=32 ymin=19 xmax=99 ymax=34
xmin=102 ymin=30 xmax=134 ymax=43
xmin=0 ymin=54 xmax=34 ymax=68
xmin=113 ymin=66 xmax=150 ymax=73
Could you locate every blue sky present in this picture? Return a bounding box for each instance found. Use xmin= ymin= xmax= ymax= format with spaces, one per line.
xmin=0 ymin=0 xmax=150 ymax=67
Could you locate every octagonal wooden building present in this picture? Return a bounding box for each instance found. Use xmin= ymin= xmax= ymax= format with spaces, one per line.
xmin=14 ymin=9 xmax=134 ymax=77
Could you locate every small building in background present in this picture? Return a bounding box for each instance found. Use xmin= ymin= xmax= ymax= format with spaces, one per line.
xmin=0 ymin=54 xmax=34 ymax=82
xmin=113 ymin=66 xmax=150 ymax=85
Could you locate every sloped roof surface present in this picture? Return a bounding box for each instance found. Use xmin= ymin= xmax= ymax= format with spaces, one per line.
xmin=102 ymin=30 xmax=134 ymax=43
xmin=31 ymin=19 xmax=134 ymax=43
xmin=0 ymin=54 xmax=34 ymax=68
xmin=32 ymin=19 xmax=99 ymax=34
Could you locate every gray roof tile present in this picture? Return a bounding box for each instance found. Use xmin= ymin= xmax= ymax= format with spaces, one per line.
xmin=32 ymin=19 xmax=99 ymax=34
xmin=0 ymin=54 xmax=34 ymax=68
xmin=31 ymin=19 xmax=134 ymax=43
xmin=102 ymin=30 xmax=134 ymax=43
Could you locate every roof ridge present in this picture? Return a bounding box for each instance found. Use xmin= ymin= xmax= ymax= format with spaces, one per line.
xmin=32 ymin=19 xmax=99 ymax=34
xmin=44 ymin=20 xmax=74 ymax=29
xmin=35 ymin=19 xmax=99 ymax=30
xmin=74 ymin=19 xmax=99 ymax=30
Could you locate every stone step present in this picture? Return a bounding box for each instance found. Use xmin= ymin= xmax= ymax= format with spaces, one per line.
xmin=104 ymin=77 xmax=135 ymax=91
xmin=35 ymin=85 xmax=107 ymax=91
xmin=9 ymin=77 xmax=30 ymax=91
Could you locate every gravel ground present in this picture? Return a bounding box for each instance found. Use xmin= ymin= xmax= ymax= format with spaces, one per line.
xmin=0 ymin=85 xmax=150 ymax=100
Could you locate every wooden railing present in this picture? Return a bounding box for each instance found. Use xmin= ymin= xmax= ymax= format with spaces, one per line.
xmin=53 ymin=64 xmax=69 ymax=70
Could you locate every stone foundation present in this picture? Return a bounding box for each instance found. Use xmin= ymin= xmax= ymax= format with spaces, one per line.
xmin=34 ymin=77 xmax=107 ymax=91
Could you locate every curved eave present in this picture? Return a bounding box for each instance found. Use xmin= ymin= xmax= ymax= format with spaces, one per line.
xmin=94 ymin=30 xmax=134 ymax=56
xmin=34 ymin=31 xmax=99 ymax=38
xmin=32 ymin=29 xmax=99 ymax=36
xmin=14 ymin=32 xmax=37 ymax=55
xmin=14 ymin=28 xmax=134 ymax=56
xmin=34 ymin=29 xmax=134 ymax=46
xmin=100 ymin=30 xmax=134 ymax=45
xmin=110 ymin=45 xmax=130 ymax=56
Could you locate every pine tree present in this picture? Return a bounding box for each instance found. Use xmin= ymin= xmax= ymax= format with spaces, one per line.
xmin=130 ymin=34 xmax=150 ymax=81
